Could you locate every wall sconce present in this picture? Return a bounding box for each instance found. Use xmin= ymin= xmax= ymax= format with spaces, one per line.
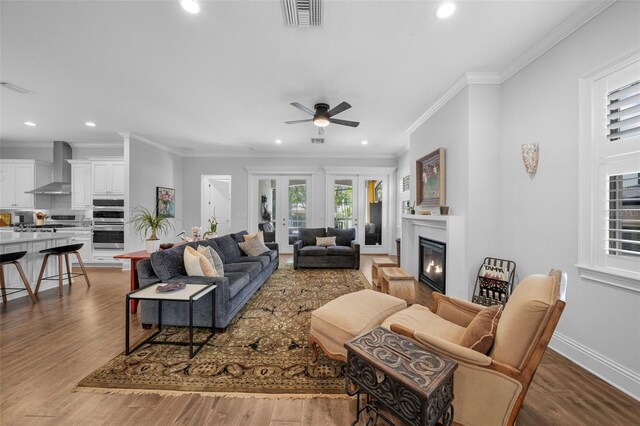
xmin=521 ymin=143 xmax=539 ymax=178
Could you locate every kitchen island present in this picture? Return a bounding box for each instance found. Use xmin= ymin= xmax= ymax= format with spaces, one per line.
xmin=0 ymin=232 xmax=75 ymax=301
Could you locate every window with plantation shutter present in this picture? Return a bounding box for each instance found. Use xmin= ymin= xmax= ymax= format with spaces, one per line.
xmin=398 ymin=170 xmax=410 ymax=227
xmin=401 ymin=175 xmax=410 ymax=193
xmin=579 ymin=54 xmax=640 ymax=281
xmin=607 ymin=80 xmax=640 ymax=142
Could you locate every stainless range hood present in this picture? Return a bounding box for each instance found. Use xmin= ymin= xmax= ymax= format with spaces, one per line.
xmin=26 ymin=141 xmax=72 ymax=195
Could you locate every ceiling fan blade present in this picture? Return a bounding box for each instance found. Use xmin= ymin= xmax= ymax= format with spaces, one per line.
xmin=328 ymin=101 xmax=351 ymax=117
xmin=330 ymin=118 xmax=360 ymax=127
xmin=290 ymin=102 xmax=315 ymax=116
xmin=285 ymin=119 xmax=313 ymax=124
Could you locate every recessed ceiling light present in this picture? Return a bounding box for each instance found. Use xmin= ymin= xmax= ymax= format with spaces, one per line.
xmin=361 ymin=140 xmax=368 ymax=145
xmin=275 ymin=139 xmax=283 ymax=144
xmin=85 ymin=122 xmax=96 ymax=127
xmin=435 ymin=2 xmax=456 ymax=19
xmin=180 ymin=0 xmax=200 ymax=14
xmin=24 ymin=121 xmax=36 ymax=127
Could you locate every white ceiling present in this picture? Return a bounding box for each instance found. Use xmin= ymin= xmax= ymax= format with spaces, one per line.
xmin=1 ymin=0 xmax=594 ymax=157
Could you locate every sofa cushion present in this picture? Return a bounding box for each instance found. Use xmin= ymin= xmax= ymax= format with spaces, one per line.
xmin=224 ymin=261 xmax=262 ymax=280
xmin=214 ymin=235 xmax=243 ymax=263
xmin=231 ymin=255 xmax=270 ymax=268
xmin=262 ymin=222 xmax=274 ymax=232
xmin=203 ymin=238 xmax=226 ymax=264
xmin=299 ymin=228 xmax=326 ymax=246
xmin=459 ymin=305 xmax=502 ymax=354
xmin=231 ymin=230 xmax=249 ymax=243
xmin=327 ymin=227 xmax=356 ymax=246
xmin=299 ymin=245 xmax=327 ymax=256
xmin=150 ymin=245 xmax=188 ymax=281
xmin=244 ymin=231 xmax=264 ymax=243
xmin=225 ymin=272 xmax=252 ymax=298
xmin=265 ymin=249 xmax=278 ymax=261
xmin=381 ymin=304 xmax=467 ymax=343
xmin=327 ymin=246 xmax=354 ymax=256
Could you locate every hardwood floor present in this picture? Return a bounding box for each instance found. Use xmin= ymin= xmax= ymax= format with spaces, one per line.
xmin=1 ymin=255 xmax=638 ymax=425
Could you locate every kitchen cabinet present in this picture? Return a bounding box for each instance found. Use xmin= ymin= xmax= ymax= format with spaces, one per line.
xmin=68 ymin=161 xmax=92 ymax=209
xmin=0 ymin=160 xmax=51 ymax=209
xmin=68 ymin=231 xmax=92 ymax=264
xmin=92 ymin=161 xmax=125 ymax=195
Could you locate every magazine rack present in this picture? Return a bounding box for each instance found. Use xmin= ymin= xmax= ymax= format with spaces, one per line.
xmin=472 ymin=257 xmax=516 ymax=306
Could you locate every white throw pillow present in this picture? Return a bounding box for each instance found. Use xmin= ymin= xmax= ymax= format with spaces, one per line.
xmin=238 ymin=237 xmax=270 ymax=257
xmin=243 ymin=231 xmax=265 ymax=243
xmin=316 ymin=236 xmax=336 ymax=247
xmin=184 ymin=246 xmax=219 ymax=277
xmin=198 ymin=245 xmax=225 ymax=277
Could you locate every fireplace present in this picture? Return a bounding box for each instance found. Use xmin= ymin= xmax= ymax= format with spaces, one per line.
xmin=419 ymin=237 xmax=446 ymax=293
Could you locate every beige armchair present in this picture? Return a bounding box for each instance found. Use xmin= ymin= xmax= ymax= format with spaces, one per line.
xmin=386 ymin=270 xmax=567 ymax=426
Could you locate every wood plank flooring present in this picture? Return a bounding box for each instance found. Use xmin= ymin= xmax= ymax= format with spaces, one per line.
xmin=1 ymin=255 xmax=638 ymax=425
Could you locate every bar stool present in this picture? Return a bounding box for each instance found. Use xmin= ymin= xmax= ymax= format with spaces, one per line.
xmin=0 ymin=251 xmax=37 ymax=304
xmin=35 ymin=243 xmax=91 ymax=296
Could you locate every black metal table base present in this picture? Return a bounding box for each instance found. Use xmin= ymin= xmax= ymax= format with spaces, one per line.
xmin=125 ymin=287 xmax=215 ymax=359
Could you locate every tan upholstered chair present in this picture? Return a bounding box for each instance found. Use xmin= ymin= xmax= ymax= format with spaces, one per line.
xmin=388 ymin=270 xmax=567 ymax=426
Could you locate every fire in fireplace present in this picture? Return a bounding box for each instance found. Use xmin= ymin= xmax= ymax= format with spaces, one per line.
xmin=419 ymin=237 xmax=446 ymax=293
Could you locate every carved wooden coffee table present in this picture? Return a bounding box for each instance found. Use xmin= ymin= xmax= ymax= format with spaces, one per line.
xmin=345 ymin=326 xmax=457 ymax=426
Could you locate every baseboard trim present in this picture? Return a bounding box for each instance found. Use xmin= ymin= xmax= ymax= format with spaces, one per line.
xmin=550 ymin=332 xmax=640 ymax=401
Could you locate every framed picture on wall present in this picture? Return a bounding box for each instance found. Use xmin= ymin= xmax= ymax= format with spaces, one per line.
xmin=416 ymin=148 xmax=446 ymax=206
xmin=156 ymin=187 xmax=176 ymax=218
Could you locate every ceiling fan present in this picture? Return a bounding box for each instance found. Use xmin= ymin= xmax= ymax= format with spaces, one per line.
xmin=285 ymin=102 xmax=360 ymax=135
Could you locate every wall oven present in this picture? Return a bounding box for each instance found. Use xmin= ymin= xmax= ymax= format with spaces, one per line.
xmin=92 ymin=198 xmax=125 ymax=249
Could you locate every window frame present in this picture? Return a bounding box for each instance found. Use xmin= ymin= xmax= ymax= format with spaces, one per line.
xmin=398 ymin=167 xmax=410 ymax=228
xmin=578 ymin=51 xmax=640 ymax=284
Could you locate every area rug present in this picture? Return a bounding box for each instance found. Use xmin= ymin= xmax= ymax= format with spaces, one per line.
xmin=78 ymin=265 xmax=369 ymax=396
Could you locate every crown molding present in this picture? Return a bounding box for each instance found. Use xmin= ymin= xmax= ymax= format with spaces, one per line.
xmin=182 ymin=151 xmax=398 ymax=160
xmin=396 ymin=144 xmax=410 ymax=157
xmin=120 ymin=131 xmax=183 ymax=157
xmin=69 ymin=142 xmax=123 ymax=149
xmin=0 ymin=141 xmax=52 ymax=149
xmin=500 ymin=0 xmax=616 ymax=83
xmin=405 ymin=1 xmax=615 ymax=136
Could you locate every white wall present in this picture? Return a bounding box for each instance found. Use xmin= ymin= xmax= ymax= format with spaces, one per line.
xmin=0 ymin=144 xmax=123 ymax=162
xmin=498 ymin=1 xmax=640 ymax=397
xmin=125 ymin=136 xmax=183 ymax=252
xmin=402 ymin=0 xmax=640 ymax=398
xmin=181 ymin=156 xmax=397 ymax=238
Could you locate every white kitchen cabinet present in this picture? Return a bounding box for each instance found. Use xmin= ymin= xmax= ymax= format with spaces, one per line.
xmin=0 ymin=160 xmax=51 ymax=209
xmin=68 ymin=232 xmax=92 ymax=264
xmin=92 ymin=161 xmax=124 ymax=195
xmin=68 ymin=161 xmax=92 ymax=209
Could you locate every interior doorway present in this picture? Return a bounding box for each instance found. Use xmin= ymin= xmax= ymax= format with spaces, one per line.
xmin=201 ymin=175 xmax=232 ymax=237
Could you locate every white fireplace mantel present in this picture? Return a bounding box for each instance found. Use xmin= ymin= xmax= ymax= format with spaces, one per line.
xmin=401 ymin=214 xmax=468 ymax=300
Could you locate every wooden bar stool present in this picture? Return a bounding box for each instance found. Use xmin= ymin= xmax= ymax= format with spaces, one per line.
xmin=0 ymin=251 xmax=36 ymax=304
xmin=35 ymin=243 xmax=91 ymax=296
xmin=371 ymin=257 xmax=397 ymax=288
xmin=380 ymin=267 xmax=416 ymax=305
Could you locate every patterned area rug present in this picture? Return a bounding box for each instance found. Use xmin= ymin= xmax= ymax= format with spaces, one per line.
xmin=78 ymin=265 xmax=369 ymax=396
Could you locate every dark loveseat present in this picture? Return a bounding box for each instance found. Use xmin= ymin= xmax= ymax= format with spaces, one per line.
xmin=293 ymin=227 xmax=360 ymax=269
xmin=136 ymin=231 xmax=278 ymax=330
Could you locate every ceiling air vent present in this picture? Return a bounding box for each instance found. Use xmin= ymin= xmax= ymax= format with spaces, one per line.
xmin=311 ymin=138 xmax=325 ymax=144
xmin=282 ymin=0 xmax=322 ymax=27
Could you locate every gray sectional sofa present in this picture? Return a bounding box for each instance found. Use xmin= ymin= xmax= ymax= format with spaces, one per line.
xmin=293 ymin=227 xmax=360 ymax=269
xmin=136 ymin=230 xmax=278 ymax=330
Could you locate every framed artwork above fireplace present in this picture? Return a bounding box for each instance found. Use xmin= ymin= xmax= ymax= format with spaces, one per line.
xmin=416 ymin=148 xmax=446 ymax=206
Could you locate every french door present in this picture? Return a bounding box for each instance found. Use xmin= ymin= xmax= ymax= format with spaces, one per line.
xmin=250 ymin=175 xmax=312 ymax=254
xmin=327 ymin=174 xmax=389 ymax=254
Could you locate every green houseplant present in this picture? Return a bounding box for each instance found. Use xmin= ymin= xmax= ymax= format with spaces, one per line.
xmin=128 ymin=206 xmax=173 ymax=253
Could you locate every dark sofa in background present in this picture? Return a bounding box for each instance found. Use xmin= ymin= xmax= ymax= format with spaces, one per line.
xmin=136 ymin=231 xmax=278 ymax=330
xmin=293 ymin=227 xmax=360 ymax=269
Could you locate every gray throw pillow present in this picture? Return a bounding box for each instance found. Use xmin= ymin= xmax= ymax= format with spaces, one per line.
xmin=238 ymin=237 xmax=270 ymax=257
xmin=198 ymin=245 xmax=225 ymax=277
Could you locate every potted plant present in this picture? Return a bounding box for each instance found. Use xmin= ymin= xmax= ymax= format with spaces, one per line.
xmin=202 ymin=210 xmax=218 ymax=239
xmin=128 ymin=206 xmax=173 ymax=253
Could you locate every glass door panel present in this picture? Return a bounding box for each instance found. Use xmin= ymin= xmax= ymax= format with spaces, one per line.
xmin=333 ymin=178 xmax=356 ymax=238
xmin=287 ymin=178 xmax=307 ymax=245
xmin=363 ymin=179 xmax=383 ymax=246
xmin=258 ymin=179 xmax=277 ymax=243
